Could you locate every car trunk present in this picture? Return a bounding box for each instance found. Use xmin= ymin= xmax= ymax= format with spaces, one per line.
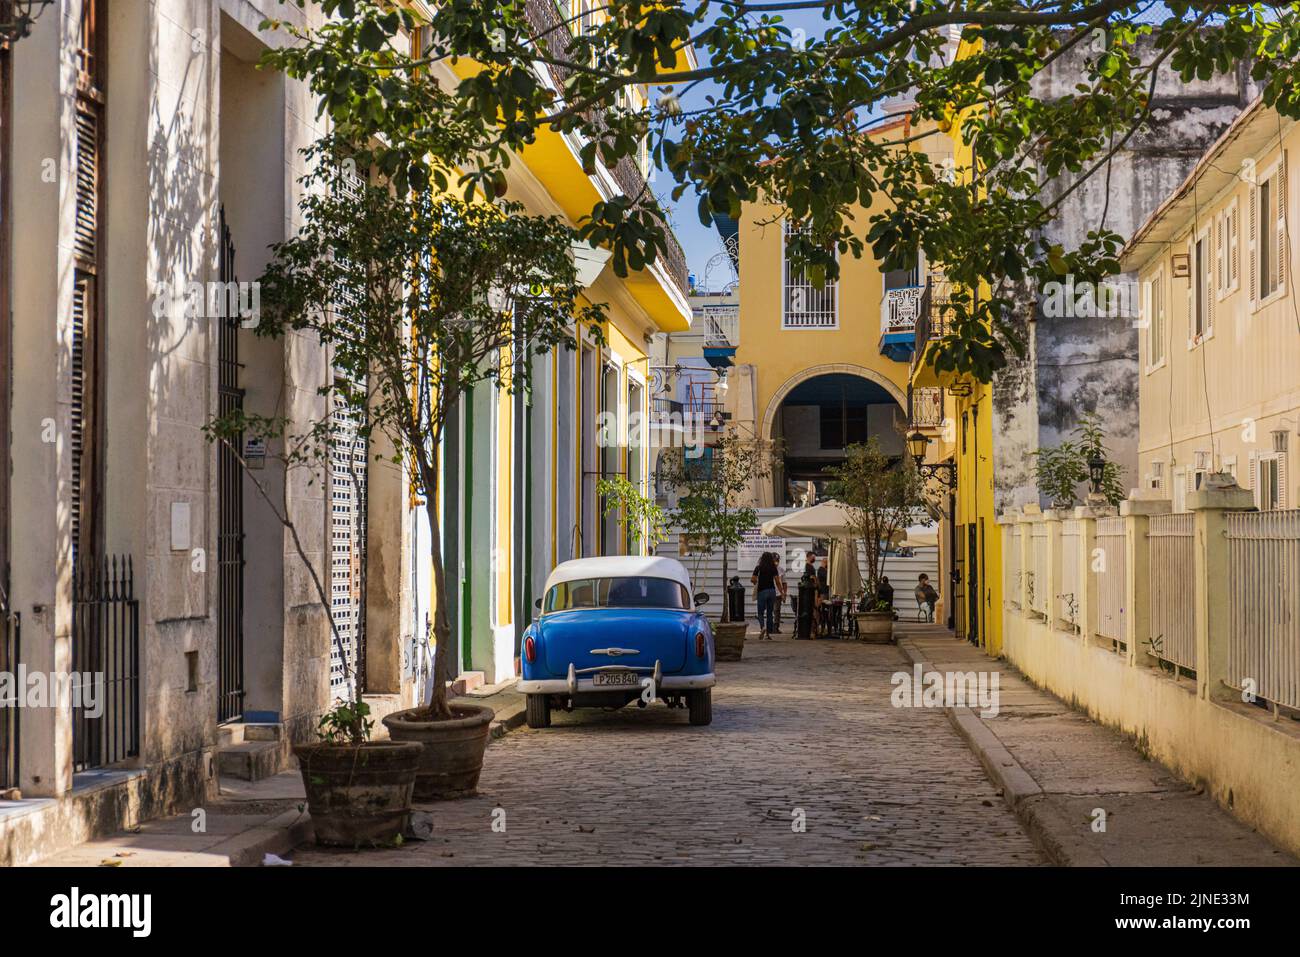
xmin=540 ymin=609 xmax=691 ymax=674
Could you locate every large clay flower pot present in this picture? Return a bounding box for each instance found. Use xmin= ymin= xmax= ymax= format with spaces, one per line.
xmin=713 ymin=621 xmax=748 ymax=661
xmin=382 ymin=704 xmax=493 ymax=801
xmin=856 ymin=611 xmax=895 ymax=643
xmin=293 ymin=740 xmax=421 ymax=848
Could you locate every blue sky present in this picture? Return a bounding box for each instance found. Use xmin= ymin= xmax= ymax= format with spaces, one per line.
xmin=653 ymin=9 xmax=840 ymax=290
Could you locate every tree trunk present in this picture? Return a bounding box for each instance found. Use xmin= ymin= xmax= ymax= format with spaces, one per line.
xmin=420 ymin=454 xmax=455 ymax=720
xmin=719 ymin=503 xmax=730 ymax=623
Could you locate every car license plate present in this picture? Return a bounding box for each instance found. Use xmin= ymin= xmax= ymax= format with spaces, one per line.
xmin=592 ymin=672 xmax=641 ymax=688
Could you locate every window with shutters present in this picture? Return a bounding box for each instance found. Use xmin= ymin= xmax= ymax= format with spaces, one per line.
xmin=1145 ymin=265 xmax=1166 ymax=371
xmin=1253 ymin=155 xmax=1288 ymax=306
xmin=1190 ymin=229 xmax=1212 ymax=344
xmin=71 ymin=0 xmax=106 ymax=563
xmin=329 ymin=383 xmax=368 ymax=699
xmin=1213 ymin=202 xmax=1241 ymax=299
xmin=327 ymin=156 xmax=369 ymax=699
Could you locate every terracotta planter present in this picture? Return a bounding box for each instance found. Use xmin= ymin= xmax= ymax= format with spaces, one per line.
xmin=713 ymin=621 xmax=748 ymax=661
xmin=855 ymin=611 xmax=895 ymax=643
xmin=293 ymin=740 xmax=421 ymax=848
xmin=382 ymin=704 xmax=493 ymax=801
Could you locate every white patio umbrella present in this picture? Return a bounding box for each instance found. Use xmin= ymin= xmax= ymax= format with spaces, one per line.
xmin=759 ymin=500 xmax=857 ymax=538
xmin=899 ymin=527 xmax=939 ymax=549
xmin=828 ymin=536 xmax=863 ymax=597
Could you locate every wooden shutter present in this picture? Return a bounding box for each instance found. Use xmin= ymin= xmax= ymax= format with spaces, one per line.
xmin=1203 ymin=233 xmax=1214 ymax=334
xmin=1215 ymin=214 xmax=1225 ymax=294
xmin=73 ymin=102 xmax=99 ymax=264
xmin=1278 ymin=150 xmax=1288 ymax=292
xmin=71 ymin=272 xmax=98 ymax=560
xmin=1248 ymin=185 xmax=1258 ymax=305
xmin=1279 ymin=452 xmax=1289 ymax=510
xmin=1229 ymin=203 xmax=1240 ymax=289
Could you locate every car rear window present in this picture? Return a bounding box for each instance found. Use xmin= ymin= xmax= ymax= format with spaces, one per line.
xmin=545 ymin=577 xmax=689 ymax=611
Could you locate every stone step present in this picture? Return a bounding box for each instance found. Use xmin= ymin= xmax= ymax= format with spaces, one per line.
xmin=217 ymin=723 xmax=245 ymax=748
xmin=450 ymin=671 xmax=485 ymax=696
xmin=243 ymin=723 xmax=283 ymax=742
xmin=216 ymin=740 xmax=282 ymax=782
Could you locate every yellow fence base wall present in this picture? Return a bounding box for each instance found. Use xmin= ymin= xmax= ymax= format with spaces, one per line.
xmin=1003 ymin=610 xmax=1300 ymax=859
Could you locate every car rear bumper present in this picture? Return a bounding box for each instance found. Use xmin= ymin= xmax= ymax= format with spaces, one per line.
xmin=518 ymin=672 xmax=716 ymax=695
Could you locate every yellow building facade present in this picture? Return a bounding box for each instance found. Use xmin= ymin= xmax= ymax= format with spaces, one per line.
xmin=1125 ymin=99 xmax=1296 ymax=510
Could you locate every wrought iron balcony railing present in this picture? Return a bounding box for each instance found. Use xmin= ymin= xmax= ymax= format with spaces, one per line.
xmin=881 ymin=285 xmax=924 ymax=336
xmin=908 ymin=385 xmax=945 ymax=430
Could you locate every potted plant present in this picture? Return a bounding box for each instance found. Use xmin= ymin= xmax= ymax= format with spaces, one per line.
xmin=828 ymin=439 xmax=926 ymax=643
xmin=294 ymin=701 xmax=422 ymax=847
xmin=658 ymin=430 xmax=779 ymax=660
xmin=203 ymin=413 xmax=420 ymax=845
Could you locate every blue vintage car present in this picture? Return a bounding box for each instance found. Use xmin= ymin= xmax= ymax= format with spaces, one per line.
xmin=519 ymin=556 xmax=716 ymax=728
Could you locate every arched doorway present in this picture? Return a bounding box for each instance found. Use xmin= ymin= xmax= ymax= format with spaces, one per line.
xmin=762 ymin=367 xmax=906 ymax=507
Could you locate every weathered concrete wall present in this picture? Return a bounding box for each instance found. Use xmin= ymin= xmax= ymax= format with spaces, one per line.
xmin=992 ymin=43 xmax=1256 ymax=511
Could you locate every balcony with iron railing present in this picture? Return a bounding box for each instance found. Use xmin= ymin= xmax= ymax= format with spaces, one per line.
xmin=522 ymin=0 xmax=689 ymax=305
xmin=699 ymin=307 xmax=739 ymax=347
xmin=910 ymin=277 xmax=955 ymax=380
xmin=908 ymin=385 xmax=945 ymax=431
xmin=880 ymin=285 xmax=924 ymax=362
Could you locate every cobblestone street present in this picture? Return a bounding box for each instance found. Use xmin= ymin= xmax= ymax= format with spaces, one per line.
xmin=296 ymin=636 xmax=1044 ymax=866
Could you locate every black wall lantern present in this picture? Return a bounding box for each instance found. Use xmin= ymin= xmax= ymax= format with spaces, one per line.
xmin=1 ymin=0 xmax=54 ymax=45
xmin=1087 ymin=451 xmax=1106 ymax=497
xmin=907 ymin=430 xmax=957 ymax=491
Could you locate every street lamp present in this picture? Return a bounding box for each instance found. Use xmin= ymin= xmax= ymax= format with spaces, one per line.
xmin=907 ymin=430 xmax=957 ymax=491
xmin=1087 ymin=450 xmax=1106 ymax=497
xmin=0 ymin=1 xmax=55 ymax=45
xmin=907 ymin=430 xmax=929 ymax=463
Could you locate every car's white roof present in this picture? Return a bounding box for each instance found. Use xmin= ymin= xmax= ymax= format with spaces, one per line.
xmin=542 ymin=555 xmax=693 ymax=594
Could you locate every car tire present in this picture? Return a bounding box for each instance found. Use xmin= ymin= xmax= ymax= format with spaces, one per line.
xmin=687 ymin=688 xmax=712 ymax=726
xmin=526 ymin=694 xmax=551 ymax=729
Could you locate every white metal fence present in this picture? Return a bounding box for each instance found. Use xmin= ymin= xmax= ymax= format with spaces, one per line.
xmin=1058 ymin=519 xmax=1082 ymax=632
xmin=1148 ymin=513 xmax=1196 ymax=672
xmin=1094 ymin=516 xmax=1127 ymax=648
xmin=1028 ymin=523 xmax=1050 ymax=618
xmin=1225 ymin=509 xmax=1300 ymax=711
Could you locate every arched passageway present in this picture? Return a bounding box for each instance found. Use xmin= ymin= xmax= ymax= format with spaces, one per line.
xmin=767 ymin=371 xmax=905 ymax=506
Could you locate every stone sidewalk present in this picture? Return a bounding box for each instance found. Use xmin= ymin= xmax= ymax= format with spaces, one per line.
xmin=896 ymin=624 xmax=1297 ymax=866
xmin=34 ymin=770 xmax=312 ymax=868
xmin=34 ymin=682 xmax=528 ymax=867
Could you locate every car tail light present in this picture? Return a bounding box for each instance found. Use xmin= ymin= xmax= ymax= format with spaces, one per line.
xmin=695 ymin=632 xmax=706 ymax=658
xmin=524 ymin=635 xmax=536 ymax=664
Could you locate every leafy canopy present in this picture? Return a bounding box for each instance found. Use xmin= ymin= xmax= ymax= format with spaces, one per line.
xmin=265 ymin=1 xmax=1300 ymax=381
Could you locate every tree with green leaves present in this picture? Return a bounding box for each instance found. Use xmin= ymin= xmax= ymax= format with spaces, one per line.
xmin=657 ymin=429 xmax=780 ymax=619
xmin=597 ymin=474 xmax=670 ymax=550
xmin=264 ymin=0 xmax=1300 ymax=384
xmin=245 ymin=137 xmax=606 ymax=720
xmin=1033 ymin=410 xmax=1127 ymax=506
xmin=827 ymin=438 xmax=927 ymax=608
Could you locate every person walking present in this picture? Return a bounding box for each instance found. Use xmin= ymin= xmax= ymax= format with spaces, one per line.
xmin=751 ymin=552 xmax=783 ymax=640
xmin=772 ymin=553 xmax=788 ymax=634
